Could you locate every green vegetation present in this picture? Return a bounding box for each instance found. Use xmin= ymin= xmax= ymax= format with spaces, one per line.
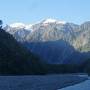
xmin=81 ymin=59 xmax=90 ymax=75
xmin=0 ymin=28 xmax=45 ymax=75
xmin=44 ymin=64 xmax=83 ymax=74
xmin=0 ymin=20 xmax=3 ymax=29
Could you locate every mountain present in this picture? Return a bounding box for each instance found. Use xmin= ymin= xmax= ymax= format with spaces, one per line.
xmin=4 ymin=18 xmax=90 ymax=64
xmin=0 ymin=28 xmax=45 ymax=75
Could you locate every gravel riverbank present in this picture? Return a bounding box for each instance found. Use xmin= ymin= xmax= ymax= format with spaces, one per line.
xmin=0 ymin=74 xmax=87 ymax=90
xmin=59 ymin=77 xmax=90 ymax=90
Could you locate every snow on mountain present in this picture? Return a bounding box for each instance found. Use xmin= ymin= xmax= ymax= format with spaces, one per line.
xmin=10 ymin=23 xmax=26 ymax=28
xmin=42 ymin=18 xmax=66 ymax=24
xmin=9 ymin=23 xmax=33 ymax=30
xmin=9 ymin=19 xmax=66 ymax=30
xmin=25 ymin=24 xmax=33 ymax=30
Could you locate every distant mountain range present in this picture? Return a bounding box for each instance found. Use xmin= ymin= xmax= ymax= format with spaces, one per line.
xmin=4 ymin=18 xmax=90 ymax=64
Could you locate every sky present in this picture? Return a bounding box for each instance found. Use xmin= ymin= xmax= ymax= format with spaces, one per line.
xmin=0 ymin=0 xmax=90 ymax=25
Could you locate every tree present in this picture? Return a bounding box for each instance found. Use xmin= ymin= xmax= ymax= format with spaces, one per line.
xmin=0 ymin=20 xmax=3 ymax=29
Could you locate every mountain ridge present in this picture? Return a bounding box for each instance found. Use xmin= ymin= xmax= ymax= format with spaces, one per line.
xmin=4 ymin=19 xmax=90 ymax=64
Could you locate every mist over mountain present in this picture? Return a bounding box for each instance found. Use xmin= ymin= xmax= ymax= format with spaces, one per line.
xmin=4 ymin=19 xmax=90 ymax=64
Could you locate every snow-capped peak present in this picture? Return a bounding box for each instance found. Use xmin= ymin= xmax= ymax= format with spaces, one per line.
xmin=25 ymin=24 xmax=33 ymax=30
xmin=9 ymin=23 xmax=33 ymax=30
xmin=10 ymin=23 xmax=26 ymax=28
xmin=42 ymin=18 xmax=66 ymax=24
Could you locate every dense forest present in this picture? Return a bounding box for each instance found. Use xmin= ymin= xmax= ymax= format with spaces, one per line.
xmin=0 ymin=27 xmax=46 ymax=75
